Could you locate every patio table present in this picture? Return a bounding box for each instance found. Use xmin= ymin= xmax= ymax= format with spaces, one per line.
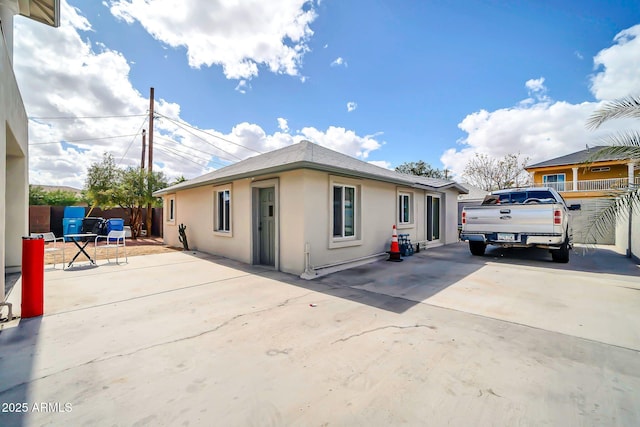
xmin=64 ymin=233 xmax=98 ymax=268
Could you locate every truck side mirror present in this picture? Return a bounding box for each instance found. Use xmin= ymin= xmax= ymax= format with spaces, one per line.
xmin=568 ymin=204 xmax=581 ymax=211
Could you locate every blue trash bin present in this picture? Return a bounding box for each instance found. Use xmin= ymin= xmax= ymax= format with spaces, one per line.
xmin=62 ymin=218 xmax=83 ymax=241
xmin=107 ymin=219 xmax=124 ymax=241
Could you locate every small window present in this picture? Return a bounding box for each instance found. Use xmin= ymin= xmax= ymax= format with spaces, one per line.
xmin=333 ymin=185 xmax=356 ymax=238
xmin=167 ymin=197 xmax=175 ymax=222
xmin=215 ymin=189 xmax=231 ymax=232
xmin=591 ymin=167 xmax=610 ymax=173
xmin=398 ymin=193 xmax=412 ymax=224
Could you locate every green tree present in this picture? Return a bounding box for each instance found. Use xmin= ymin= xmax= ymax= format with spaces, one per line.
xmin=395 ymin=160 xmax=447 ymax=179
xmin=585 ymin=95 xmax=640 ymax=246
xmin=462 ymin=152 xmax=531 ymax=191
xmin=29 ymin=185 xmax=47 ymax=205
xmin=172 ymin=175 xmax=188 ymax=185
xmin=85 ymin=153 xmax=120 ymax=208
xmin=44 ymin=189 xmax=80 ymax=206
xmin=114 ymin=167 xmax=168 ymax=238
xmin=29 ymin=185 xmax=79 ymax=205
xmin=84 ymin=154 xmax=168 ymax=239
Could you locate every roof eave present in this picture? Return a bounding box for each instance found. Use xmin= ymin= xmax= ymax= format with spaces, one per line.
xmin=154 ymin=162 xmax=468 ymax=196
xmin=154 ymin=161 xmax=416 ymax=196
xmin=19 ymin=0 xmax=60 ymax=28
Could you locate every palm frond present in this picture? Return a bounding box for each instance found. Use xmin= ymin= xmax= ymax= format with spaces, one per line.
xmin=583 ymin=189 xmax=640 ymax=242
xmin=583 ymin=132 xmax=640 ymax=165
xmin=598 ymin=130 xmax=640 ymax=149
xmin=586 ymin=95 xmax=640 ymax=130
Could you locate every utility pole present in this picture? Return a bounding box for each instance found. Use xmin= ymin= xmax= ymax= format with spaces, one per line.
xmin=146 ymin=87 xmax=155 ymax=238
xmin=148 ymin=87 xmax=154 ymax=172
xmin=141 ymin=129 xmax=146 ymax=170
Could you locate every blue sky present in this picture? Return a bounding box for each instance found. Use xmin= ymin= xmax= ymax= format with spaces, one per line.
xmin=13 ymin=0 xmax=640 ymax=188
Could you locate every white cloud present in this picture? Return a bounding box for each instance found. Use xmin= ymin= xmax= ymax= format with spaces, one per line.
xmin=347 ymin=101 xmax=357 ymax=112
xmin=299 ymin=126 xmax=382 ymax=159
xmin=13 ymin=1 xmax=384 ymax=188
xmin=368 ymin=160 xmax=392 ymax=170
xmin=590 ymin=24 xmax=640 ymax=101
xmin=330 ymin=56 xmax=347 ymax=67
xmin=441 ymin=24 xmax=640 ymax=181
xmin=525 ymin=77 xmax=546 ymax=94
xmin=234 ymin=80 xmax=251 ymax=94
xmin=277 ymin=118 xmax=289 ymax=132
xmin=108 ymin=0 xmax=318 ymax=80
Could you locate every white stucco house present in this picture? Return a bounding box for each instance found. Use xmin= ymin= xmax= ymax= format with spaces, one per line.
xmin=155 ymin=141 xmax=467 ymax=277
xmin=1 ymin=0 xmax=59 ymax=305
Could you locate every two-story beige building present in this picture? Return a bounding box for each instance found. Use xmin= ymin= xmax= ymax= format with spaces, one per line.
xmin=1 ymin=0 xmax=59 ymax=308
xmin=155 ymin=141 xmax=467 ymax=277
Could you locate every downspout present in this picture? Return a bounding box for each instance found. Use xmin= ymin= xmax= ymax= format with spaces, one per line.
xmin=628 ymin=204 xmax=632 ymax=258
xmin=301 ymin=242 xmax=315 ymax=279
xmin=628 ymin=162 xmax=635 ymax=258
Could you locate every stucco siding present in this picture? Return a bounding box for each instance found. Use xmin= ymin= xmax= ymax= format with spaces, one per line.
xmin=163 ymin=168 xmax=462 ymax=275
xmin=1 ymin=23 xmax=29 ymax=293
xmin=444 ymin=189 xmax=460 ymax=244
xmin=162 ymin=181 xmax=252 ymax=264
xmin=615 ymin=206 xmax=640 ymax=260
xmin=277 ymin=171 xmax=306 ymax=274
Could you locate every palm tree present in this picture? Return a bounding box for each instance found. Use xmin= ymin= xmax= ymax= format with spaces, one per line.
xmin=585 ymin=95 xmax=640 ymax=250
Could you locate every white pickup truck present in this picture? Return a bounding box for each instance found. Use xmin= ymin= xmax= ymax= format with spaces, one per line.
xmin=460 ymin=187 xmax=581 ymax=263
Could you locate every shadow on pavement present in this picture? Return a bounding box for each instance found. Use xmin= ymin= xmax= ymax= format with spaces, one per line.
xmin=0 ymin=317 xmax=42 ymax=427
xmin=479 ymin=243 xmax=640 ymax=277
xmin=149 ymin=243 xmax=640 ymax=318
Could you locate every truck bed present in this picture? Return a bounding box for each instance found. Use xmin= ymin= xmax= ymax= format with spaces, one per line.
xmin=462 ymin=204 xmax=562 ymax=235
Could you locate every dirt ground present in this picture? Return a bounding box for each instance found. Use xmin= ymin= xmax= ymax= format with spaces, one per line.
xmin=43 ymin=237 xmax=181 ymax=265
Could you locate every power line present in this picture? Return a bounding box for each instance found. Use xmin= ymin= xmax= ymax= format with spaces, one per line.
xmin=29 ymin=114 xmax=147 ymax=120
xmin=154 ymin=142 xmax=211 ymax=169
xmin=118 ymin=117 xmax=149 ymax=165
xmin=29 ymin=133 xmax=140 ymax=145
xmin=154 ymin=134 xmax=235 ymax=166
xmin=158 ymin=116 xmax=244 ymax=161
xmin=155 ymin=113 xmax=263 ymax=156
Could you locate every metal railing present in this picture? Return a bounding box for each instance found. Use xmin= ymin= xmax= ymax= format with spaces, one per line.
xmin=547 ymin=177 xmax=640 ymax=192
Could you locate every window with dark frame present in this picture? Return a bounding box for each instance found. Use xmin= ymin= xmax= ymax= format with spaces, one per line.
xmin=216 ymin=190 xmax=230 ymax=232
xmin=169 ymin=198 xmax=175 ymax=221
xmin=333 ymin=185 xmax=355 ymax=238
xmin=399 ymin=193 xmax=411 ymax=224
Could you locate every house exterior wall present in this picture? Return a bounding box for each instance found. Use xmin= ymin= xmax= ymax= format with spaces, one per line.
xmin=615 ymin=207 xmax=640 ymax=260
xmin=531 ymin=163 xmax=631 ymax=184
xmin=1 ymin=13 xmax=29 ymax=298
xmin=162 ymin=168 xmax=461 ymax=276
xmin=528 ymin=162 xmax=639 ymax=199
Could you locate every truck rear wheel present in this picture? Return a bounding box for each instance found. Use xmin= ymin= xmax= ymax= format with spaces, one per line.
xmin=469 ymin=241 xmax=486 ymax=256
xmin=551 ymin=238 xmax=569 ymax=263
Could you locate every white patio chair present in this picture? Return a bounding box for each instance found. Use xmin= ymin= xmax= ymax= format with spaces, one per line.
xmin=94 ymin=230 xmax=128 ymax=264
xmin=30 ymin=232 xmax=65 ymax=269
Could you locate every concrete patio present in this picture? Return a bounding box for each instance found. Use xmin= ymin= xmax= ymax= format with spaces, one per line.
xmin=0 ymin=244 xmax=639 ymax=426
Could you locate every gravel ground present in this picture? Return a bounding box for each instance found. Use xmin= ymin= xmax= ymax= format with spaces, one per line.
xmin=43 ymin=237 xmax=181 ymax=265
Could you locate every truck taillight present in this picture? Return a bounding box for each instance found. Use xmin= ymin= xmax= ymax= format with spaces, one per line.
xmin=554 ymin=209 xmax=562 ymax=225
xmin=462 ymin=211 xmax=466 ymax=224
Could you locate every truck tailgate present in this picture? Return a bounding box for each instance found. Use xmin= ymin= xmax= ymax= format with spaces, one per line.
xmin=463 ymin=204 xmax=559 ymax=234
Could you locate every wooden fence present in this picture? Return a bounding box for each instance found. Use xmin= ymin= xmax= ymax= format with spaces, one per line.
xmin=29 ymin=206 xmax=164 ymax=237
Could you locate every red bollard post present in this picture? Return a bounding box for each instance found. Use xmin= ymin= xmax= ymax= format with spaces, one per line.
xmin=22 ymin=236 xmax=45 ymax=318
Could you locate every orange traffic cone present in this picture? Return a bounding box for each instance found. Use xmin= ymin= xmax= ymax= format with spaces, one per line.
xmin=387 ymin=225 xmax=403 ymax=262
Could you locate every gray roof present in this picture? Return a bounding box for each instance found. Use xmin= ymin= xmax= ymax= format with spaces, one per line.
xmin=457 ymin=183 xmax=489 ymax=201
xmin=155 ymin=140 xmax=468 ymax=196
xmin=526 ymin=146 xmax=630 ymax=168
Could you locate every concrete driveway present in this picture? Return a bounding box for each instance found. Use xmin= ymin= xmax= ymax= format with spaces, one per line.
xmin=0 ymin=243 xmax=639 ymax=426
